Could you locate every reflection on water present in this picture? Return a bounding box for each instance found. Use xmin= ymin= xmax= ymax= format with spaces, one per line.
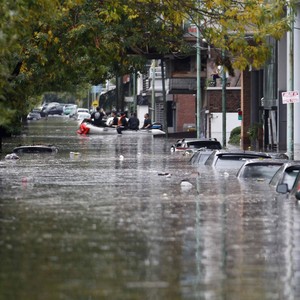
xmin=1 ymin=117 xmax=300 ymax=300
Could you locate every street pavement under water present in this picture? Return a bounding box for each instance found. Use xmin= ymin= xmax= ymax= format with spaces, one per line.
xmin=1 ymin=117 xmax=300 ymax=300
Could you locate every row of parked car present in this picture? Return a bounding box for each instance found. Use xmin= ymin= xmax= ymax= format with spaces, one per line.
xmin=27 ymin=103 xmax=91 ymax=120
xmin=170 ymin=138 xmax=300 ymax=201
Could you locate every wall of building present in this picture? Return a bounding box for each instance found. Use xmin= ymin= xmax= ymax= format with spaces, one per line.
xmin=210 ymin=113 xmax=241 ymax=146
xmin=137 ymin=105 xmax=149 ymax=126
xmin=206 ymin=88 xmax=241 ymax=112
xmin=173 ymin=94 xmax=196 ymax=132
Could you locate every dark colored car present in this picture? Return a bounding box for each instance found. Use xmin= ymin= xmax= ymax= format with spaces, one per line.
xmin=236 ymin=159 xmax=287 ymax=181
xmin=46 ymin=104 xmax=64 ymax=115
xmin=13 ymin=145 xmax=58 ymax=153
xmin=204 ymin=150 xmax=275 ymax=169
xmin=170 ymin=138 xmax=222 ymax=153
xmin=40 ymin=102 xmax=63 ymax=117
xmin=270 ymin=161 xmax=300 ymax=194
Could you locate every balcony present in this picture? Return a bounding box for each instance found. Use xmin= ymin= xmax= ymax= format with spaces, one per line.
xmin=168 ymin=77 xmax=206 ymax=94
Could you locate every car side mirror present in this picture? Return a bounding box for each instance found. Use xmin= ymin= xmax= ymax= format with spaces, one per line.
xmin=295 ymin=191 xmax=300 ymax=200
xmin=276 ymin=183 xmax=288 ymax=194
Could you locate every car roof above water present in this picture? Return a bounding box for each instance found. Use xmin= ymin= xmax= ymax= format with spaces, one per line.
xmin=236 ymin=158 xmax=288 ymax=180
xmin=175 ymin=138 xmax=222 ymax=148
xmin=204 ymin=150 xmax=275 ymax=168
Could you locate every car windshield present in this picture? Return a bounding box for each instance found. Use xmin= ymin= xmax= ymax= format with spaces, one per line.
xmin=215 ymin=156 xmax=248 ymax=168
xmin=240 ymin=164 xmax=282 ymax=179
xmin=214 ymin=154 xmax=270 ymax=168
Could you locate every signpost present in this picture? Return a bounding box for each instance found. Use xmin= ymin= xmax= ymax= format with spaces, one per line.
xmin=282 ymin=91 xmax=299 ymax=104
xmin=92 ymin=100 xmax=99 ymax=108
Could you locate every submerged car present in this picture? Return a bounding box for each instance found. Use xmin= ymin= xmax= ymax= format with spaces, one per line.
xmin=270 ymin=161 xmax=300 ymax=193
xmin=236 ymin=159 xmax=287 ymax=181
xmin=190 ymin=148 xmax=218 ymax=165
xmin=47 ymin=104 xmax=64 ymax=115
xmin=27 ymin=108 xmax=41 ymax=120
xmin=40 ymin=102 xmax=63 ymax=117
xmin=288 ymin=173 xmax=300 ymax=200
xmin=204 ymin=150 xmax=275 ymax=169
xmin=170 ymin=138 xmax=222 ymax=153
xmin=63 ymin=104 xmax=77 ymax=117
xmin=76 ymin=108 xmax=91 ymax=121
xmin=13 ymin=145 xmax=58 ymax=153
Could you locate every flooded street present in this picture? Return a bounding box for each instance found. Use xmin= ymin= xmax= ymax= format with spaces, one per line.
xmin=1 ymin=118 xmax=300 ymax=300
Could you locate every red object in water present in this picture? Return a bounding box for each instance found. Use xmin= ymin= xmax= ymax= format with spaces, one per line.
xmin=77 ymin=123 xmax=90 ymax=134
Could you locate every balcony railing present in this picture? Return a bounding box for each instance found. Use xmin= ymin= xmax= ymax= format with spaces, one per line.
xmin=168 ymin=77 xmax=206 ymax=94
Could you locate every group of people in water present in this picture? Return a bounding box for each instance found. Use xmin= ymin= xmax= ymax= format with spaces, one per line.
xmin=78 ymin=107 xmax=155 ymax=134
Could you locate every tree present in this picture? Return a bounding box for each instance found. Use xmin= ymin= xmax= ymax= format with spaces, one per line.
xmin=178 ymin=0 xmax=293 ymax=70
xmin=0 ymin=0 xmax=294 ymax=136
xmin=0 ymin=0 xmax=80 ymax=130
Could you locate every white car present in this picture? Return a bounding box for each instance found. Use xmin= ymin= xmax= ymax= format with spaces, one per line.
xmin=77 ymin=108 xmax=91 ymax=121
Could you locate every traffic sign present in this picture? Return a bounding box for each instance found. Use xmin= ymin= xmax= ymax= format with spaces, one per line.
xmin=282 ymin=91 xmax=300 ymax=104
xmin=92 ymin=100 xmax=99 ymax=107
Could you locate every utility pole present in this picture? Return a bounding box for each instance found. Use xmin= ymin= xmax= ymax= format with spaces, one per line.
xmin=222 ymin=50 xmax=227 ymax=148
xmin=133 ymin=71 xmax=137 ymax=113
xmin=161 ymin=58 xmax=168 ymax=137
xmin=196 ymin=9 xmax=202 ymax=139
xmin=151 ymin=60 xmax=156 ymax=122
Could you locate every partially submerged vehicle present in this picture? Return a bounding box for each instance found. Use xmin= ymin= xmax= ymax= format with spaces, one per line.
xmin=204 ymin=150 xmax=287 ymax=169
xmin=13 ymin=145 xmax=58 ymax=154
xmin=76 ymin=108 xmax=91 ymax=121
xmin=27 ymin=108 xmax=41 ymax=120
xmin=63 ymin=104 xmax=77 ymax=117
xmin=40 ymin=102 xmax=64 ymax=117
xmin=270 ymin=161 xmax=300 ymax=193
xmin=170 ymin=138 xmax=222 ymax=153
xmin=236 ymin=159 xmax=287 ymax=181
xmin=288 ymin=173 xmax=300 ymax=200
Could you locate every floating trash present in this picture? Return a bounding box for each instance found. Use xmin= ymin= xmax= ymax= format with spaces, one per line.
xmin=180 ymin=180 xmax=193 ymax=191
xmin=70 ymin=152 xmax=81 ymax=159
xmin=158 ymin=172 xmax=171 ymax=178
xmin=5 ymin=153 xmax=20 ymax=160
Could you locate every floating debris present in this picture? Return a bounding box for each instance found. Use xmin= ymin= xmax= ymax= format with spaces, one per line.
xmin=70 ymin=152 xmax=81 ymax=159
xmin=13 ymin=145 xmax=58 ymax=153
xmin=158 ymin=172 xmax=171 ymax=177
xmin=5 ymin=153 xmax=20 ymax=160
xmin=180 ymin=180 xmax=193 ymax=191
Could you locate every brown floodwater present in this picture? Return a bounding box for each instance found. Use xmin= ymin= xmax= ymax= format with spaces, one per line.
xmin=0 ymin=117 xmax=300 ymax=300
